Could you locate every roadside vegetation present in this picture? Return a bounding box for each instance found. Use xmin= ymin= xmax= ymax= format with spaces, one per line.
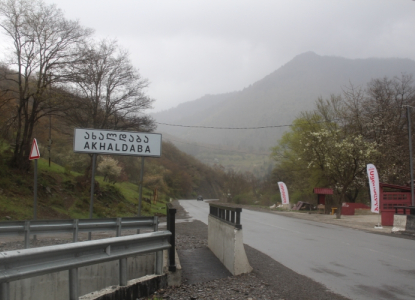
xmin=271 ymin=75 xmax=415 ymax=217
xmin=0 ymin=151 xmax=169 ymax=220
xmin=0 ymin=0 xmax=264 ymax=221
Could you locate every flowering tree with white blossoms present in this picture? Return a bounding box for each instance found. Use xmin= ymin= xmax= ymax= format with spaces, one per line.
xmin=301 ymin=128 xmax=378 ymax=218
xmin=97 ymin=157 xmax=122 ymax=184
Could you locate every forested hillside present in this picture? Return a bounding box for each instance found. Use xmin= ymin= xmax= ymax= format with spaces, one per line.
xmin=0 ymin=0 xmax=273 ymax=221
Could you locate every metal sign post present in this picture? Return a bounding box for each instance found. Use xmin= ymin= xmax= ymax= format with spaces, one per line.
xmin=29 ymin=139 xmax=40 ymax=218
xmin=138 ymin=157 xmax=145 ymax=215
xmin=33 ymin=160 xmax=38 ymax=220
xmin=88 ymin=153 xmax=97 ymax=240
xmin=406 ymin=106 xmax=415 ymax=206
xmin=29 ymin=139 xmax=40 ymax=241
xmin=137 ymin=157 xmax=145 ymax=234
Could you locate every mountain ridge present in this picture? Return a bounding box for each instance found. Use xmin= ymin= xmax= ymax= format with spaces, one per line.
xmin=152 ymin=52 xmax=415 ymax=155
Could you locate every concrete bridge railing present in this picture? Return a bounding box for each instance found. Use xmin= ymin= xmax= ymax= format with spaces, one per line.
xmin=392 ymin=206 xmax=415 ymax=234
xmin=208 ymin=203 xmax=252 ymax=275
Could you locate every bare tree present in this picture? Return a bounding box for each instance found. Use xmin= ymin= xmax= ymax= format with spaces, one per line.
xmin=64 ymin=39 xmax=155 ymax=132
xmin=343 ymin=75 xmax=415 ymax=184
xmin=63 ymin=39 xmax=155 ymax=178
xmin=0 ymin=0 xmax=92 ymax=170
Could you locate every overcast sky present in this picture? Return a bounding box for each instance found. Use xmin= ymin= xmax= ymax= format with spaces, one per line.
xmin=34 ymin=0 xmax=415 ymax=112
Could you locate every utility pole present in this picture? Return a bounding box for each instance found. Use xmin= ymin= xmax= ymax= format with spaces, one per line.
xmin=48 ymin=72 xmax=52 ymax=167
xmin=48 ymin=114 xmax=52 ymax=167
xmin=405 ymin=105 xmax=415 ymax=206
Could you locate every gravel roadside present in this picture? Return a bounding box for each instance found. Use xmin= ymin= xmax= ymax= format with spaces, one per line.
xmin=154 ymin=201 xmax=350 ymax=300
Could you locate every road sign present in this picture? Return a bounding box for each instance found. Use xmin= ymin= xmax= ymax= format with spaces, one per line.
xmin=73 ymin=128 xmax=162 ymax=157
xmin=29 ymin=138 xmax=40 ymax=160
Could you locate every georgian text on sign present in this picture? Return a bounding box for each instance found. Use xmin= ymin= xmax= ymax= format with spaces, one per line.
xmin=73 ymin=128 xmax=162 ymax=157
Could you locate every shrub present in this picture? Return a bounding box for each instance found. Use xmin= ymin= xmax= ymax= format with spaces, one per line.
xmin=97 ymin=157 xmax=122 ymax=184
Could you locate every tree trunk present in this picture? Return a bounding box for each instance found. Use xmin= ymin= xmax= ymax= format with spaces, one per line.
xmin=336 ymin=195 xmax=343 ymax=219
xmin=336 ymin=185 xmax=351 ymax=219
xmin=10 ymin=98 xmax=38 ymax=171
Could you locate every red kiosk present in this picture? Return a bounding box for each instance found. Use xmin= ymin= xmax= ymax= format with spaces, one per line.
xmin=379 ymin=183 xmax=412 ymax=226
xmin=313 ymin=183 xmax=412 ymax=222
xmin=313 ymin=187 xmax=370 ymax=215
xmin=313 ymin=188 xmax=333 ymax=214
xmin=313 ymin=188 xmax=333 ymax=205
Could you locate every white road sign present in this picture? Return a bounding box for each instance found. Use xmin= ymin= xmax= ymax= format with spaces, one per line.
xmin=73 ymin=128 xmax=162 ymax=157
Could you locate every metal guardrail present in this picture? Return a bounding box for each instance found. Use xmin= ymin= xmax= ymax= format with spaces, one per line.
xmin=166 ymin=203 xmax=177 ymax=271
xmin=209 ymin=203 xmax=242 ymax=229
xmin=0 ymin=230 xmax=171 ymax=300
xmin=0 ymin=216 xmax=158 ymax=249
xmin=394 ymin=206 xmax=415 ymax=215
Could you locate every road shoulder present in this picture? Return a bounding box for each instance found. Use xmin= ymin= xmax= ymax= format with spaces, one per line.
xmin=158 ymin=200 xmax=350 ymax=300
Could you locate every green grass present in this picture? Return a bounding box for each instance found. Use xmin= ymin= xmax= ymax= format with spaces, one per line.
xmin=37 ymin=159 xmax=81 ymax=180
xmin=0 ymin=157 xmax=169 ymax=221
xmin=0 ymin=194 xmax=33 ymax=219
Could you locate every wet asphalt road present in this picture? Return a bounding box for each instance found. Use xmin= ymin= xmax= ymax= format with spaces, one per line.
xmin=179 ymin=200 xmax=415 ymax=300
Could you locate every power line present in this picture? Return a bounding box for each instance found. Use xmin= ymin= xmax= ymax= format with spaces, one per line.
xmin=156 ymin=108 xmax=408 ymax=130
xmin=160 ymin=107 xmax=411 ymax=155
xmin=155 ymin=122 xmax=293 ymax=130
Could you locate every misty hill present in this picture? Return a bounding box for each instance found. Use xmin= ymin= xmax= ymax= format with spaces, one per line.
xmin=153 ymin=52 xmax=415 ymax=158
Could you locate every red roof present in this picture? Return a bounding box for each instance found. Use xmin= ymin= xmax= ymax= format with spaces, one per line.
xmin=313 ymin=188 xmax=333 ymax=195
xmin=380 ymin=183 xmax=411 ymax=192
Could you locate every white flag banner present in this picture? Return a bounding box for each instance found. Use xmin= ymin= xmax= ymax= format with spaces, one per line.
xmin=367 ymin=164 xmax=380 ymax=213
xmin=278 ymin=182 xmax=290 ymax=205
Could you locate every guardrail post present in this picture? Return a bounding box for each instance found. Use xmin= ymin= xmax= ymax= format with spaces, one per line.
xmin=116 ymin=217 xmax=128 ymax=286
xmin=153 ymin=216 xmax=158 ymax=231
xmin=69 ymin=268 xmax=78 ymax=300
xmin=1 ymin=282 xmax=9 ymax=300
xmin=73 ymin=219 xmax=79 ymax=243
xmin=116 ymin=218 xmax=122 ymax=237
xmin=236 ymin=210 xmax=241 ymax=227
xmin=115 ymin=217 xmax=126 ymax=285
xmin=156 ymin=251 xmax=163 ymax=275
xmin=24 ymin=221 xmax=30 ymax=249
xmin=166 ymin=204 xmax=176 ymax=271
xmin=119 ymin=257 xmax=127 ymax=286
